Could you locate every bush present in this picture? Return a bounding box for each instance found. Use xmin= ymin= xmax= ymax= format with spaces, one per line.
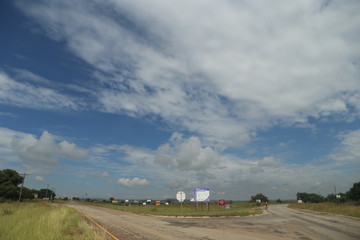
xmin=2 ymin=207 xmax=14 ymax=216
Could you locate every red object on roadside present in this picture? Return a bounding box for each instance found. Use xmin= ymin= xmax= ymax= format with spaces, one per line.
xmin=218 ymin=199 xmax=226 ymax=206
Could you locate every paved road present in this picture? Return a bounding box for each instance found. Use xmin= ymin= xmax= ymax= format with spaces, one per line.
xmin=67 ymin=202 xmax=360 ymax=240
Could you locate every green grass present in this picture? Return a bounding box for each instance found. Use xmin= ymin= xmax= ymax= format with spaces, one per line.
xmin=83 ymin=201 xmax=263 ymax=217
xmin=288 ymin=202 xmax=360 ymax=218
xmin=0 ymin=201 xmax=106 ymax=240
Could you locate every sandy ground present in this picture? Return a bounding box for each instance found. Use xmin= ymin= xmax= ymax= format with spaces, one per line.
xmin=67 ymin=202 xmax=360 ymax=240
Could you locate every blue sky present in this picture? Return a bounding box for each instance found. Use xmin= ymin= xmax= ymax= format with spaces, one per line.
xmin=0 ymin=0 xmax=359 ymax=201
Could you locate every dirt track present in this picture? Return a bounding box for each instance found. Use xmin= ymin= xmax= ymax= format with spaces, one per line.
xmin=67 ymin=202 xmax=360 ymax=240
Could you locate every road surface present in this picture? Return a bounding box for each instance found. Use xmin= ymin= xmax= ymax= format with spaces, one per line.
xmin=67 ymin=202 xmax=360 ymax=240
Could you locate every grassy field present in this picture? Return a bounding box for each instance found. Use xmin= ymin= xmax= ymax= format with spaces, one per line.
xmin=83 ymin=201 xmax=263 ymax=217
xmin=0 ymin=201 xmax=106 ymax=240
xmin=288 ymin=202 xmax=360 ymax=218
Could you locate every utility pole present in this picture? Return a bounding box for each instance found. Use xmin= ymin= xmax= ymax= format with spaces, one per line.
xmin=18 ymin=173 xmax=30 ymax=202
xmin=45 ymin=184 xmax=50 ymax=198
xmin=50 ymin=188 xmax=55 ymax=203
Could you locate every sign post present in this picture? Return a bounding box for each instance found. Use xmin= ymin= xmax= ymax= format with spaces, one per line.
xmin=194 ymin=188 xmax=210 ymax=212
xmin=176 ymin=191 xmax=186 ymax=213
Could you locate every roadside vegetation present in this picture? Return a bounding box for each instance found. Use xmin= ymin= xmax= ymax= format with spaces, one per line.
xmin=288 ymin=202 xmax=360 ymax=218
xmin=83 ymin=201 xmax=263 ymax=217
xmin=0 ymin=169 xmax=55 ymax=202
xmin=0 ymin=201 xmax=106 ymax=240
xmin=289 ymin=182 xmax=360 ymax=218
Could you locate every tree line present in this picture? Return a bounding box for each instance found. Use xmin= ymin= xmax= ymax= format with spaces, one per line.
xmin=296 ymin=182 xmax=359 ymax=203
xmin=0 ymin=169 xmax=55 ymax=202
xmin=249 ymin=182 xmax=360 ymax=204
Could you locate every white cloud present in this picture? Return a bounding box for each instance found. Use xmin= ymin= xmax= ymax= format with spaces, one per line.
xmin=84 ymin=171 xmax=110 ymax=178
xmin=340 ymin=129 xmax=360 ymax=158
xmin=331 ymin=129 xmax=360 ymax=162
xmin=259 ymin=157 xmax=282 ymax=168
xmin=117 ymin=177 xmax=149 ymax=188
xmin=15 ymin=0 xmax=360 ymax=148
xmin=0 ymin=71 xmax=79 ymax=110
xmin=4 ymin=129 xmax=88 ymax=172
xmin=11 ymin=131 xmax=59 ymax=170
xmin=35 ymin=176 xmax=45 ymax=181
xmin=59 ymin=141 xmax=88 ymax=160
xmin=155 ymin=133 xmax=219 ymax=171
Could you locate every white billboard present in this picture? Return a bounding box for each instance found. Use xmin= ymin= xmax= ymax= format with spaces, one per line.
xmin=194 ymin=188 xmax=210 ymax=202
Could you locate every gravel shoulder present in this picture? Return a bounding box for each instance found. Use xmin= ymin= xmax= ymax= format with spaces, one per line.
xmin=67 ymin=202 xmax=360 ymax=240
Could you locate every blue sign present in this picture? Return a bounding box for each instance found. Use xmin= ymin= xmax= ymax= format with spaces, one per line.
xmin=194 ymin=188 xmax=210 ymax=202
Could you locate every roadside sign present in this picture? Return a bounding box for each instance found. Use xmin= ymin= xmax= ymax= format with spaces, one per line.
xmin=218 ymin=199 xmax=226 ymax=206
xmin=156 ymin=201 xmax=161 ymax=206
xmin=194 ymin=188 xmax=210 ymax=202
xmin=176 ymin=191 xmax=186 ymax=202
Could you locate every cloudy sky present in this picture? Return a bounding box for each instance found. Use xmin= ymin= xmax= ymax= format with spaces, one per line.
xmin=0 ymin=0 xmax=359 ymax=201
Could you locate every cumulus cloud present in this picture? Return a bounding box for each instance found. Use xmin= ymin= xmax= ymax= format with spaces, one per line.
xmin=35 ymin=176 xmax=45 ymax=181
xmin=11 ymin=131 xmax=59 ymax=169
xmin=10 ymin=130 xmax=88 ymax=172
xmin=15 ymin=0 xmax=360 ymax=148
xmin=117 ymin=177 xmax=149 ymax=188
xmin=59 ymin=141 xmax=88 ymax=160
xmin=155 ymin=133 xmax=219 ymax=171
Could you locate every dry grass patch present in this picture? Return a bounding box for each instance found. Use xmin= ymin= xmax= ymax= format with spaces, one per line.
xmin=288 ymin=202 xmax=360 ymax=218
xmin=83 ymin=201 xmax=263 ymax=217
xmin=0 ymin=201 xmax=106 ymax=240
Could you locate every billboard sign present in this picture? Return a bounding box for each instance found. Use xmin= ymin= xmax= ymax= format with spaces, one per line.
xmin=194 ymin=188 xmax=210 ymax=202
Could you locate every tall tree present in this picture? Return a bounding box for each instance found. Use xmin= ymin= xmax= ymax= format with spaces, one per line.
xmin=38 ymin=188 xmax=56 ymax=199
xmin=347 ymin=182 xmax=360 ymax=201
xmin=0 ymin=169 xmax=23 ymax=200
xmin=296 ymin=192 xmax=324 ymax=203
xmin=250 ymin=193 xmax=269 ymax=203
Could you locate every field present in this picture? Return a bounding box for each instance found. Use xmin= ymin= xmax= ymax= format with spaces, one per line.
xmin=0 ymin=201 xmax=105 ymax=240
xmin=83 ymin=201 xmax=263 ymax=217
xmin=288 ymin=202 xmax=360 ymax=218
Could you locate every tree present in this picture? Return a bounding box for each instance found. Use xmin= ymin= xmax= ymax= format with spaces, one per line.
xmin=21 ymin=187 xmax=38 ymax=200
xmin=326 ymin=193 xmax=337 ymax=202
xmin=38 ymin=188 xmax=56 ymax=199
xmin=296 ymin=192 xmax=324 ymax=203
xmin=0 ymin=169 xmax=23 ymax=200
xmin=347 ymin=182 xmax=360 ymax=201
xmin=250 ymin=193 xmax=269 ymax=203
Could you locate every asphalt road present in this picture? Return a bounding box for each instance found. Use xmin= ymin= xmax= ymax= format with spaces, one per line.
xmin=67 ymin=202 xmax=360 ymax=240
